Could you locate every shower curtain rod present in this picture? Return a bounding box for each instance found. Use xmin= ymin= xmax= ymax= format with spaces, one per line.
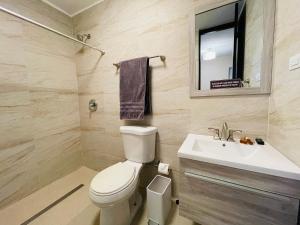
xmin=0 ymin=6 xmax=105 ymax=55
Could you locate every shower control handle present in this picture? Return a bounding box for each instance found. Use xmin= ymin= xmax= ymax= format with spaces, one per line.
xmin=89 ymin=99 xmax=98 ymax=112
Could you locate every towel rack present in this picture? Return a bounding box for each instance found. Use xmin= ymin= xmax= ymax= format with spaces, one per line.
xmin=113 ymin=55 xmax=166 ymax=69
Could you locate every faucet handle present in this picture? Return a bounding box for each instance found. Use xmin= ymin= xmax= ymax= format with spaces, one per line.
xmin=227 ymin=129 xmax=242 ymax=142
xmin=208 ymin=128 xmax=221 ymax=140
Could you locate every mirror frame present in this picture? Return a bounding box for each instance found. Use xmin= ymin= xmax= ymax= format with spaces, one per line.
xmin=189 ymin=0 xmax=276 ymax=97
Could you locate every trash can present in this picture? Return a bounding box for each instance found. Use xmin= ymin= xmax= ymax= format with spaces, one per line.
xmin=147 ymin=175 xmax=171 ymax=225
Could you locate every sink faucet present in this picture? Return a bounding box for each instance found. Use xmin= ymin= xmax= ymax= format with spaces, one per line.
xmin=221 ymin=122 xmax=229 ymax=141
xmin=208 ymin=122 xmax=242 ymax=142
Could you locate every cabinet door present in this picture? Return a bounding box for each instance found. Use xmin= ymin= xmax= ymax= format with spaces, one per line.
xmin=179 ymin=172 xmax=299 ymax=225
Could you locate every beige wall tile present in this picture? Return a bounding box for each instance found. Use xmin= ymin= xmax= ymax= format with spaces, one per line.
xmin=0 ymin=1 xmax=82 ymax=208
xmin=190 ymin=96 xmax=269 ymax=138
xmin=0 ymin=12 xmax=25 ymax=65
xmin=73 ymin=1 xmax=269 ymax=154
xmin=2 ymin=0 xmax=300 ymax=212
xmin=81 ymin=131 xmax=124 ymax=158
xmin=31 ymin=91 xmax=80 ymax=139
xmin=0 ymin=13 xmax=32 ymax=149
xmin=0 ymin=142 xmax=39 ymax=207
xmin=26 ymin=51 xmax=78 ymax=91
xmin=73 ymin=0 xmax=270 ymax=199
xmin=0 ymin=0 xmax=73 ymax=35
xmin=82 ymin=150 xmax=125 ymax=171
xmin=268 ymin=0 xmax=300 ymax=166
xmin=0 ymin=104 xmax=32 ymax=150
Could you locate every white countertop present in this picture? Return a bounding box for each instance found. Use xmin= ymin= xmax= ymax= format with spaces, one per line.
xmin=178 ymin=134 xmax=300 ymax=181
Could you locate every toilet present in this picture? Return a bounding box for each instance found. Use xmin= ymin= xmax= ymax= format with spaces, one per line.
xmin=89 ymin=126 xmax=158 ymax=225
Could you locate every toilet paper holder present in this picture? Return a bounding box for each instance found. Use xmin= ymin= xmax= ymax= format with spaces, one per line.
xmin=152 ymin=160 xmax=171 ymax=174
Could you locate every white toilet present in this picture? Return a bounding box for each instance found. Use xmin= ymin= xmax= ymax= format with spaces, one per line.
xmin=89 ymin=126 xmax=158 ymax=225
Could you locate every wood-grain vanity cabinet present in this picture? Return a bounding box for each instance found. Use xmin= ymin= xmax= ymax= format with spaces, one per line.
xmin=179 ymin=158 xmax=300 ymax=225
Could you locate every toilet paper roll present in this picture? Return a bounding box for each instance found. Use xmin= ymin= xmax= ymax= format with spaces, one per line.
xmin=158 ymin=162 xmax=170 ymax=175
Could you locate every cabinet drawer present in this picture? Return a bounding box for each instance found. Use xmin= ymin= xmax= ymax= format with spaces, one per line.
xmin=179 ymin=171 xmax=299 ymax=225
xmin=180 ymin=158 xmax=300 ymax=199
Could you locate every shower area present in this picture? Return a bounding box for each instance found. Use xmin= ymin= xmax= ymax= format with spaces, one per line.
xmin=0 ymin=0 xmax=107 ymax=224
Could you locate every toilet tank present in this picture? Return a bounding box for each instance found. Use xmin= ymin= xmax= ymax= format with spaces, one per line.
xmin=120 ymin=126 xmax=158 ymax=163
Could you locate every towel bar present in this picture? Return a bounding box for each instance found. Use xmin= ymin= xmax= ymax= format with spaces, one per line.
xmin=113 ymin=55 xmax=166 ymax=69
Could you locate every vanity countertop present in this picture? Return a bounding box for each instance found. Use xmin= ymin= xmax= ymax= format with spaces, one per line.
xmin=178 ymin=134 xmax=300 ymax=180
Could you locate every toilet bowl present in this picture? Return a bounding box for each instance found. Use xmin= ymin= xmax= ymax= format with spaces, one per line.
xmin=89 ymin=126 xmax=157 ymax=225
xmin=89 ymin=161 xmax=143 ymax=225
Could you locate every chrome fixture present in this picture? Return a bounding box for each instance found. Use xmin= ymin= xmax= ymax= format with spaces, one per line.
xmin=89 ymin=99 xmax=98 ymax=112
xmin=0 ymin=6 xmax=105 ymax=55
xmin=76 ymin=33 xmax=91 ymax=43
xmin=208 ymin=122 xmax=242 ymax=142
xmin=221 ymin=122 xmax=229 ymax=141
xmin=208 ymin=128 xmax=220 ymax=140
xmin=113 ymin=55 xmax=166 ymax=70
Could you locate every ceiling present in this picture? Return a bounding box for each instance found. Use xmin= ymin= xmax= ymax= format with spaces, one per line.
xmin=195 ymin=2 xmax=236 ymax=58
xmin=41 ymin=0 xmax=104 ymax=17
xmin=195 ymin=2 xmax=236 ymax=32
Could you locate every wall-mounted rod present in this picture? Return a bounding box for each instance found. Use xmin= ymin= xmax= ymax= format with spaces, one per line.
xmin=0 ymin=6 xmax=105 ymax=55
xmin=113 ymin=55 xmax=166 ymax=69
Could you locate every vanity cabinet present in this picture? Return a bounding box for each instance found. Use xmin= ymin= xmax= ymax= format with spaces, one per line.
xmin=179 ymin=159 xmax=300 ymax=225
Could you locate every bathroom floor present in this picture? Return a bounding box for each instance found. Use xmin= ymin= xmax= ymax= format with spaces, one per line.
xmin=0 ymin=167 xmax=197 ymax=225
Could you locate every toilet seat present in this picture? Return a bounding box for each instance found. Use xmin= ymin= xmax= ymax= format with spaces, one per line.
xmin=89 ymin=161 xmax=142 ymax=206
xmin=90 ymin=162 xmax=136 ymax=196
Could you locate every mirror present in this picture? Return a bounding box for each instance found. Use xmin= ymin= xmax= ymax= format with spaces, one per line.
xmin=190 ymin=0 xmax=275 ymax=97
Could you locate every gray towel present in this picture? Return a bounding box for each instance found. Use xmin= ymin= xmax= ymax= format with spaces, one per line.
xmin=120 ymin=57 xmax=151 ymax=120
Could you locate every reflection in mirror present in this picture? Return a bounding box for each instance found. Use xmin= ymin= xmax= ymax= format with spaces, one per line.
xmin=200 ymin=27 xmax=235 ymax=90
xmin=195 ymin=0 xmax=263 ymax=91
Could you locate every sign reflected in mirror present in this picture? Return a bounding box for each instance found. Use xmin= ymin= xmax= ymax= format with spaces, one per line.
xmin=190 ymin=0 xmax=275 ymax=97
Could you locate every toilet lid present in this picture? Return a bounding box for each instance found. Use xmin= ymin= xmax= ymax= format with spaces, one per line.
xmin=90 ymin=162 xmax=136 ymax=195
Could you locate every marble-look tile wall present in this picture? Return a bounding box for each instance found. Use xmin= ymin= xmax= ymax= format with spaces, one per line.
xmin=268 ymin=0 xmax=300 ymax=166
xmin=244 ymin=0 xmax=263 ymax=87
xmin=73 ymin=0 xmax=269 ymax=195
xmin=0 ymin=0 xmax=82 ymax=208
xmin=4 ymin=0 xmax=299 ymax=208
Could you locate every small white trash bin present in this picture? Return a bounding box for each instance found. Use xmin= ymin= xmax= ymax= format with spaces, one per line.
xmin=147 ymin=175 xmax=171 ymax=225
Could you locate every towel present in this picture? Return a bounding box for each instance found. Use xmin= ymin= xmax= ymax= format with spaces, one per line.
xmin=119 ymin=57 xmax=151 ymax=120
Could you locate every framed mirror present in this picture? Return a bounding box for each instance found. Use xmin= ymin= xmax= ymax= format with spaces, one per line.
xmin=189 ymin=0 xmax=276 ymax=97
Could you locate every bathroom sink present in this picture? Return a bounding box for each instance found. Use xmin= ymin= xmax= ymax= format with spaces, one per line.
xmin=178 ymin=134 xmax=300 ymax=180
xmin=192 ymin=135 xmax=256 ymax=159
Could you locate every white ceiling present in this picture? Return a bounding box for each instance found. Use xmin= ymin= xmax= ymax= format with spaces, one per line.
xmin=195 ymin=2 xmax=236 ymax=31
xmin=195 ymin=2 xmax=236 ymax=58
xmin=41 ymin=0 xmax=104 ymax=17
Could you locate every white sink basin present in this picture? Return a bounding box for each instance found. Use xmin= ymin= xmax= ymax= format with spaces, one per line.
xmin=192 ymin=136 xmax=256 ymax=159
xmin=178 ymin=134 xmax=300 ymax=180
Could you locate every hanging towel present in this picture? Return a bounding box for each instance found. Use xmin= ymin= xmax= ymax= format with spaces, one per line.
xmin=119 ymin=57 xmax=151 ymax=120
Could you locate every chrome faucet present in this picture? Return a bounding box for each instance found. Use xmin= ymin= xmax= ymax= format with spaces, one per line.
xmin=208 ymin=122 xmax=242 ymax=142
xmin=221 ymin=122 xmax=229 ymax=141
